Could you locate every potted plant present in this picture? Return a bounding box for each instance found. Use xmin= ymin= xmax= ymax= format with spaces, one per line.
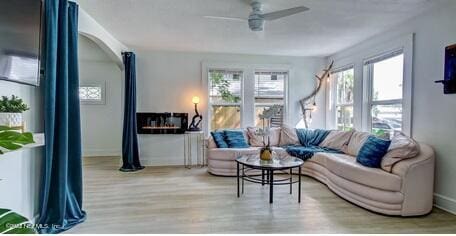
xmin=256 ymin=105 xmax=282 ymax=161
xmin=0 ymin=95 xmax=29 ymax=129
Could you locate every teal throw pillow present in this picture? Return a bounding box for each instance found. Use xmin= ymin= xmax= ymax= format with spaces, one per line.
xmin=224 ymin=130 xmax=249 ymax=148
xmin=356 ymin=136 xmax=391 ymax=168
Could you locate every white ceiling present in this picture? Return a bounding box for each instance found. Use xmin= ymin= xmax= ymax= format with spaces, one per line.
xmin=77 ymin=0 xmax=445 ymax=57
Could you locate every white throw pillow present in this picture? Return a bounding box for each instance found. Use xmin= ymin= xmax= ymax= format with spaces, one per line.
xmin=279 ymin=125 xmax=300 ymax=146
xmin=319 ymin=130 xmax=354 ymax=151
xmin=346 ymin=131 xmax=371 ymax=156
xmin=247 ymin=127 xmax=281 ymax=147
xmin=381 ymin=132 xmax=420 ymax=172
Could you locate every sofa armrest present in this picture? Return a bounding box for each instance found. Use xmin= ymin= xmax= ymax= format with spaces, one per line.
xmin=207 ymin=135 xmax=217 ymax=149
xmin=392 ymin=143 xmax=435 ymax=216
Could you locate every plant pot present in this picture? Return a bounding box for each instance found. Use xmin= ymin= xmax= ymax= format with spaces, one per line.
xmin=0 ymin=113 xmax=23 ymax=128
xmin=260 ymin=146 xmax=273 ymax=161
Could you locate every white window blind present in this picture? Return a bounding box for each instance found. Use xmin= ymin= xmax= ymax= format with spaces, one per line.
xmin=254 ymin=71 xmax=287 ymax=128
xmin=255 ymin=71 xmax=286 ymax=98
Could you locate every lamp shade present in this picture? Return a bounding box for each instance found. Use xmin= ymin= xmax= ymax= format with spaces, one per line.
xmin=192 ymin=96 xmax=200 ymax=104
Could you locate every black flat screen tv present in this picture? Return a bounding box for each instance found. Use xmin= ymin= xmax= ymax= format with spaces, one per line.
xmin=0 ymin=0 xmax=42 ymax=86
xmin=444 ymin=44 xmax=456 ymax=94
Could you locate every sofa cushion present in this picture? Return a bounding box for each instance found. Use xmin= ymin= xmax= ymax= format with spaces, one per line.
xmin=224 ymin=130 xmax=249 ymax=148
xmin=357 ymin=136 xmax=391 ymax=168
xmin=305 ymin=152 xmax=328 ymax=167
xmin=347 ymin=131 xmax=370 ymax=156
xmin=319 ymin=130 xmax=354 ymax=150
xmin=279 ymin=125 xmax=300 ymax=146
xmin=324 ymin=153 xmax=402 ymax=192
xmin=207 ymin=147 xmax=260 ymax=161
xmin=381 ymin=132 xmax=420 ymax=172
xmin=246 ymin=127 xmax=281 ymax=147
xmin=210 ymin=131 xmax=228 ymax=148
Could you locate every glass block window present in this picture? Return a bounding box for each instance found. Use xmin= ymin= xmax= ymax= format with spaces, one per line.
xmin=80 ymin=86 xmax=102 ymax=100
xmin=79 ymin=83 xmax=105 ymax=105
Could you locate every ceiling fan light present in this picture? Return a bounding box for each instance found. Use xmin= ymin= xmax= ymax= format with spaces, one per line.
xmin=249 ymin=18 xmax=264 ymax=31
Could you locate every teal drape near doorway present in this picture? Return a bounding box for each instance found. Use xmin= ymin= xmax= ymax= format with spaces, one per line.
xmin=120 ymin=52 xmax=144 ymax=172
xmin=38 ymin=0 xmax=86 ymax=233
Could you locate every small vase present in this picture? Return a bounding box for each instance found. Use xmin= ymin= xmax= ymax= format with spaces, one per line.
xmin=0 ymin=113 xmax=23 ymax=128
xmin=260 ymin=146 xmax=273 ymax=161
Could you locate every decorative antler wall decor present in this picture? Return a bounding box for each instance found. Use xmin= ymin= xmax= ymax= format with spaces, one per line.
xmin=299 ymin=61 xmax=334 ymax=128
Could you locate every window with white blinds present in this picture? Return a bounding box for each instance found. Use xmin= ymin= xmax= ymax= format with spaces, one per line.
xmin=254 ymin=71 xmax=287 ymax=128
xmin=208 ymin=69 xmax=243 ymax=130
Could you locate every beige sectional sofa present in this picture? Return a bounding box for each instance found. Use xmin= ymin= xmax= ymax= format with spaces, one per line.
xmin=206 ymin=128 xmax=435 ymax=216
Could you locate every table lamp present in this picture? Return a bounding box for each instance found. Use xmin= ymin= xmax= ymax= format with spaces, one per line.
xmin=188 ymin=96 xmax=203 ymax=131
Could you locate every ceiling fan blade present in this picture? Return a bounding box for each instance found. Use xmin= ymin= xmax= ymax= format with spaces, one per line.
xmin=262 ymin=6 xmax=309 ymax=21
xmin=204 ymin=16 xmax=247 ymax=22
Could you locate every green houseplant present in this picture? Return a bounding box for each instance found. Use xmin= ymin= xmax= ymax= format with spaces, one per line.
xmin=0 ymin=209 xmax=37 ymax=234
xmin=0 ymin=95 xmax=30 ymax=128
xmin=0 ymin=126 xmax=34 ymax=154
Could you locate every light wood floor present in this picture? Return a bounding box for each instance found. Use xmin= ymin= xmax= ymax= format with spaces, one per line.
xmin=67 ymin=156 xmax=456 ymax=234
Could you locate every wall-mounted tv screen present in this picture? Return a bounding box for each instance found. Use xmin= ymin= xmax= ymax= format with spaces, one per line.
xmin=0 ymin=0 xmax=42 ymax=86
xmin=444 ymin=44 xmax=456 ymax=94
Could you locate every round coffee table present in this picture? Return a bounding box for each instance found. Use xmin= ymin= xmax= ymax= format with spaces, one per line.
xmin=236 ymin=154 xmax=304 ymax=203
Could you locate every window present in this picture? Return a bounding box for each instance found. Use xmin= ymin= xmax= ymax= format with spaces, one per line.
xmin=208 ymin=69 xmax=242 ymax=130
xmin=366 ymin=52 xmax=404 ymax=139
xmin=332 ymin=67 xmax=354 ymax=131
xmin=254 ymin=71 xmax=286 ymax=128
xmin=79 ymin=83 xmax=105 ymax=105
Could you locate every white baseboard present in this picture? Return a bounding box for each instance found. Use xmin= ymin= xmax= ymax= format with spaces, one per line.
xmin=140 ymin=156 xmax=184 ymax=166
xmin=83 ymin=148 xmax=121 ymax=157
xmin=434 ymin=193 xmax=456 ymax=215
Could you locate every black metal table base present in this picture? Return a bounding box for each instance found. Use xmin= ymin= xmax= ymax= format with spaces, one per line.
xmin=237 ymin=162 xmax=302 ymax=203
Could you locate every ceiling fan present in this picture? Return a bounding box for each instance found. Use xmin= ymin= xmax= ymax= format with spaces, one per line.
xmin=204 ymin=0 xmax=309 ymax=32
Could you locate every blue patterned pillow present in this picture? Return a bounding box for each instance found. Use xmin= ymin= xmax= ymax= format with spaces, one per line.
xmin=356 ymin=136 xmax=391 ymax=168
xmin=224 ymin=130 xmax=249 ymax=148
xmin=210 ymin=131 xmax=228 ymax=148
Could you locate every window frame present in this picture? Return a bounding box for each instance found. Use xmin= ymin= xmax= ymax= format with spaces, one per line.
xmin=207 ymin=68 xmax=245 ymax=131
xmin=364 ymin=50 xmax=406 ymax=136
xmin=254 ymin=70 xmax=288 ymax=128
xmin=202 ymin=62 xmax=291 ymax=134
xmin=327 ymin=34 xmax=413 ymax=136
xmin=329 ymin=65 xmax=355 ymax=131
xmin=79 ymin=82 xmax=106 ymax=105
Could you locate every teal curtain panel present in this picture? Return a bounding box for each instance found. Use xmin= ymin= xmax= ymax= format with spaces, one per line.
xmin=38 ymin=0 xmax=86 ymax=233
xmin=120 ymin=52 xmax=144 ymax=172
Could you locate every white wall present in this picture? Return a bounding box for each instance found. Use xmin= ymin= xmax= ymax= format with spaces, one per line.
xmin=0 ymin=80 xmax=43 ymax=221
xmin=135 ymin=49 xmax=327 ymax=128
xmin=79 ymin=35 xmax=122 ymax=157
xmin=133 ymin=49 xmax=326 ymax=165
xmin=328 ymin=2 xmax=456 ymax=214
